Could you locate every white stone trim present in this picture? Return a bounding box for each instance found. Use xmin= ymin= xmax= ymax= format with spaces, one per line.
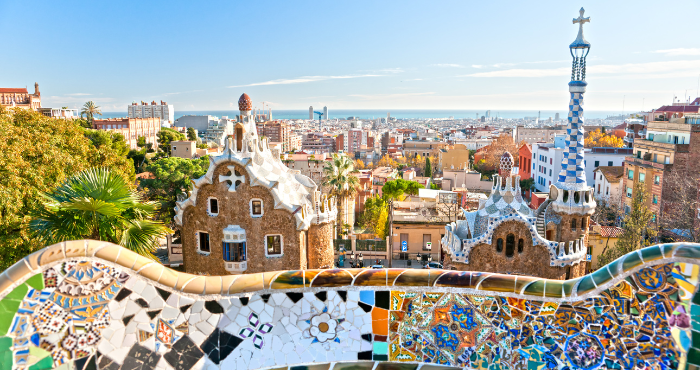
xmin=207 ymin=197 xmax=219 ymax=217
xmin=250 ymin=198 xmax=264 ymax=218
xmin=195 ymin=230 xmax=211 ymax=256
xmin=264 ymin=234 xmax=284 ymax=258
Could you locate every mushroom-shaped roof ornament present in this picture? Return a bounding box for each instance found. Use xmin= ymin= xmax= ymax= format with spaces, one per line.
xmin=238 ymin=93 xmax=252 ymax=111
xmin=499 ymin=151 xmax=514 ymax=178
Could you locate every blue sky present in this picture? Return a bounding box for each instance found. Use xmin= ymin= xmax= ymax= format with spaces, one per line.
xmin=1 ymin=0 xmax=699 ymax=112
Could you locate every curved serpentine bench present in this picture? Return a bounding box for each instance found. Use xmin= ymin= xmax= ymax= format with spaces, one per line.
xmin=0 ymin=240 xmax=698 ymax=370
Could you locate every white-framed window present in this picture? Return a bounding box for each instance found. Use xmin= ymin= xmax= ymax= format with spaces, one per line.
xmin=196 ymin=231 xmax=210 ymax=255
xmin=265 ymin=234 xmax=283 ymax=257
xmin=208 ymin=197 xmax=219 ymax=216
xmin=250 ymin=199 xmax=263 ymax=217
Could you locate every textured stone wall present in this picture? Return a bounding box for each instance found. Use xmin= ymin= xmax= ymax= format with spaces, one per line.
xmin=181 ymin=162 xmax=304 ymax=275
xmin=308 ymin=223 xmax=335 ymax=269
xmin=0 ymin=240 xmax=697 ymax=370
xmin=554 ymin=213 xmax=589 ymax=244
xmin=446 ymin=220 xmax=586 ymax=279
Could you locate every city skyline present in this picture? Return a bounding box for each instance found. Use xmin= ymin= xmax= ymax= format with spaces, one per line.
xmin=1 ymin=0 xmax=699 ymax=112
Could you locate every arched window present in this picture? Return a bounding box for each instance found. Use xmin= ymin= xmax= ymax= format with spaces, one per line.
xmin=496 ymin=238 xmax=503 ymax=253
xmin=505 ymin=234 xmax=515 ymax=257
xmin=571 ymin=219 xmax=577 ymax=230
xmin=518 ymin=238 xmax=524 ymax=253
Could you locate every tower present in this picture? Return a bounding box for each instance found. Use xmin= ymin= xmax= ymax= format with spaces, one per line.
xmin=309 ymin=106 xmax=314 ymax=120
xmin=548 ymin=8 xmax=596 ymax=246
xmin=323 ymin=106 xmax=328 ymax=121
xmin=34 ymin=82 xmax=40 ymax=96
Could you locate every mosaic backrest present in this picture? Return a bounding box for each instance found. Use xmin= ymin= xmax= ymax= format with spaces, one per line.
xmin=0 ymin=240 xmax=699 ymax=370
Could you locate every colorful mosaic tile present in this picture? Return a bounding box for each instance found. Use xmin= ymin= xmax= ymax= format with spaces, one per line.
xmin=0 ymin=242 xmax=698 ymax=369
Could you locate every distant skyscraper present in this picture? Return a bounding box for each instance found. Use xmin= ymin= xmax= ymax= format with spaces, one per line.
xmin=309 ymin=106 xmax=313 ymax=120
xmin=128 ymin=100 xmax=174 ymax=125
xmin=323 ymin=106 xmax=328 ymax=121
xmin=387 ymin=112 xmax=390 ymax=123
xmin=555 ymin=112 xmax=560 ymax=121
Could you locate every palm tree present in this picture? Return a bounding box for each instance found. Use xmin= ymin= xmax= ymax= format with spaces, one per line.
xmin=80 ymin=101 xmax=102 ymax=125
xmin=322 ymin=154 xmax=360 ymax=237
xmin=30 ymin=168 xmax=171 ymax=257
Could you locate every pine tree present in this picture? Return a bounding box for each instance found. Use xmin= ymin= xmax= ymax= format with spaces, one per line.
xmin=597 ymin=182 xmax=655 ymax=267
xmin=425 ymin=157 xmax=432 ymax=178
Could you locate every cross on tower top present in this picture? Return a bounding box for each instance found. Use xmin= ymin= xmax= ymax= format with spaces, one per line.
xmin=570 ymin=7 xmax=591 ymax=50
xmin=573 ymin=8 xmax=590 ymax=33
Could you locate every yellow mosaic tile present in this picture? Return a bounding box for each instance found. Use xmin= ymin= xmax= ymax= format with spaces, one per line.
xmin=63 ymin=239 xmax=86 ymax=258
xmin=228 ymin=273 xmax=263 ymax=294
xmin=37 ymin=242 xmax=66 ymax=266
xmin=204 ymin=276 xmax=223 ymax=295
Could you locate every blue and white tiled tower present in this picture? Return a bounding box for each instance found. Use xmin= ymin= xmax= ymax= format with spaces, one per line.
xmin=549 ymin=8 xmax=596 ymax=226
xmin=557 ymin=8 xmax=591 ymax=190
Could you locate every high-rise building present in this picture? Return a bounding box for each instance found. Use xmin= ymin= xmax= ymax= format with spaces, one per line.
xmin=128 ymin=101 xmax=174 ymax=125
xmin=555 ymin=113 xmax=560 ymax=121
xmin=323 ymin=106 xmax=328 ymax=121
xmin=309 ymin=106 xmax=314 ymax=120
xmin=256 ymin=121 xmax=291 ymax=151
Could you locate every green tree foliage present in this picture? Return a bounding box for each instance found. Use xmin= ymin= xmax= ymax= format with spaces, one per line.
xmin=29 ymin=168 xmax=171 ymax=257
xmin=140 ymin=156 xmax=209 ymax=226
xmin=0 ymin=107 xmax=134 ymax=270
xmin=322 ymin=154 xmax=360 ymax=234
xmin=361 ymin=196 xmax=389 ymax=239
xmin=157 ymin=128 xmax=186 ymax=156
xmin=187 ymin=127 xmax=197 ymax=141
xmin=424 ymin=157 xmax=432 ymax=178
xmin=382 ymin=179 xmax=424 ymax=200
xmin=597 ymin=182 xmax=656 ymax=267
xmin=137 ymin=136 xmax=147 ymax=148
xmin=519 ymin=178 xmax=535 ymax=191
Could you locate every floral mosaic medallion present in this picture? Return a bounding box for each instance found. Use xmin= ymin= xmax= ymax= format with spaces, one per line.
xmin=239 ymin=312 xmax=274 ymax=349
xmin=306 ymin=312 xmax=339 ymax=343
xmin=564 ymin=333 xmax=604 ymax=370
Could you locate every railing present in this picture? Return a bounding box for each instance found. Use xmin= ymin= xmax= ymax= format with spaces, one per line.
xmin=334 ymin=238 xmax=351 ymax=251
xmin=625 ymin=156 xmax=671 ymax=170
xmin=2 ymin=240 xmax=699 ymax=370
xmin=356 ymin=239 xmax=387 ymax=251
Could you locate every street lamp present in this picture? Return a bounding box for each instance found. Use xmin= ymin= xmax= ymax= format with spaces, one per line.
xmin=358 ymin=253 xmax=364 ymax=268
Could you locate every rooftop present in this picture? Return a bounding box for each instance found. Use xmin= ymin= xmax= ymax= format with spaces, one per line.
xmin=0 ymin=88 xmax=29 ymax=93
xmin=594 ymin=166 xmax=624 ymax=183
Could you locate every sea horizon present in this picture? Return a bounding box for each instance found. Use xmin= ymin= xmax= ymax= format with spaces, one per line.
xmin=97 ymin=109 xmax=630 ymax=121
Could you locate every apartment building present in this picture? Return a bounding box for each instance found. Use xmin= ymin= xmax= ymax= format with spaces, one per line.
xmin=128 ymin=101 xmax=174 ymax=125
xmin=402 ymin=140 xmax=449 ymax=158
xmin=93 ymin=117 xmax=161 ymax=150
xmin=256 ymin=121 xmax=291 ymax=151
xmin=531 ymin=135 xmax=632 ymax=192
xmin=623 ymin=113 xmax=700 ymax=215
xmin=515 ymin=125 xmax=567 ymax=145
xmin=301 ymin=132 xmax=336 ymax=153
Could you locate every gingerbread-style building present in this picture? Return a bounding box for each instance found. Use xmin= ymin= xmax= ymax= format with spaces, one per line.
xmin=175 ymin=93 xmax=337 ymax=275
xmin=441 ymin=10 xmax=596 ymax=279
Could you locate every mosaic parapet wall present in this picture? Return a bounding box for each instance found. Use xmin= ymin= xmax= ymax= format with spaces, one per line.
xmin=0 ymin=241 xmax=699 ymax=370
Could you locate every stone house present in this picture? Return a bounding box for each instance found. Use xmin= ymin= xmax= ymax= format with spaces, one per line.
xmin=441 ymin=153 xmax=591 ymax=279
xmin=174 ymin=94 xmax=337 ymax=275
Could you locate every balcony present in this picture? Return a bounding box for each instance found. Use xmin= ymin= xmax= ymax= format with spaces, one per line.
xmin=224 ymin=261 xmax=247 ymax=273
xmin=625 ymin=156 xmax=672 ymax=171
xmin=647 ymin=120 xmax=693 ymax=133
xmin=634 ymin=139 xmax=689 ymax=153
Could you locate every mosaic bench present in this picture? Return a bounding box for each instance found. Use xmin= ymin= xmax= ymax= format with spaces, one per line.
xmin=0 ymin=240 xmax=699 ymax=370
